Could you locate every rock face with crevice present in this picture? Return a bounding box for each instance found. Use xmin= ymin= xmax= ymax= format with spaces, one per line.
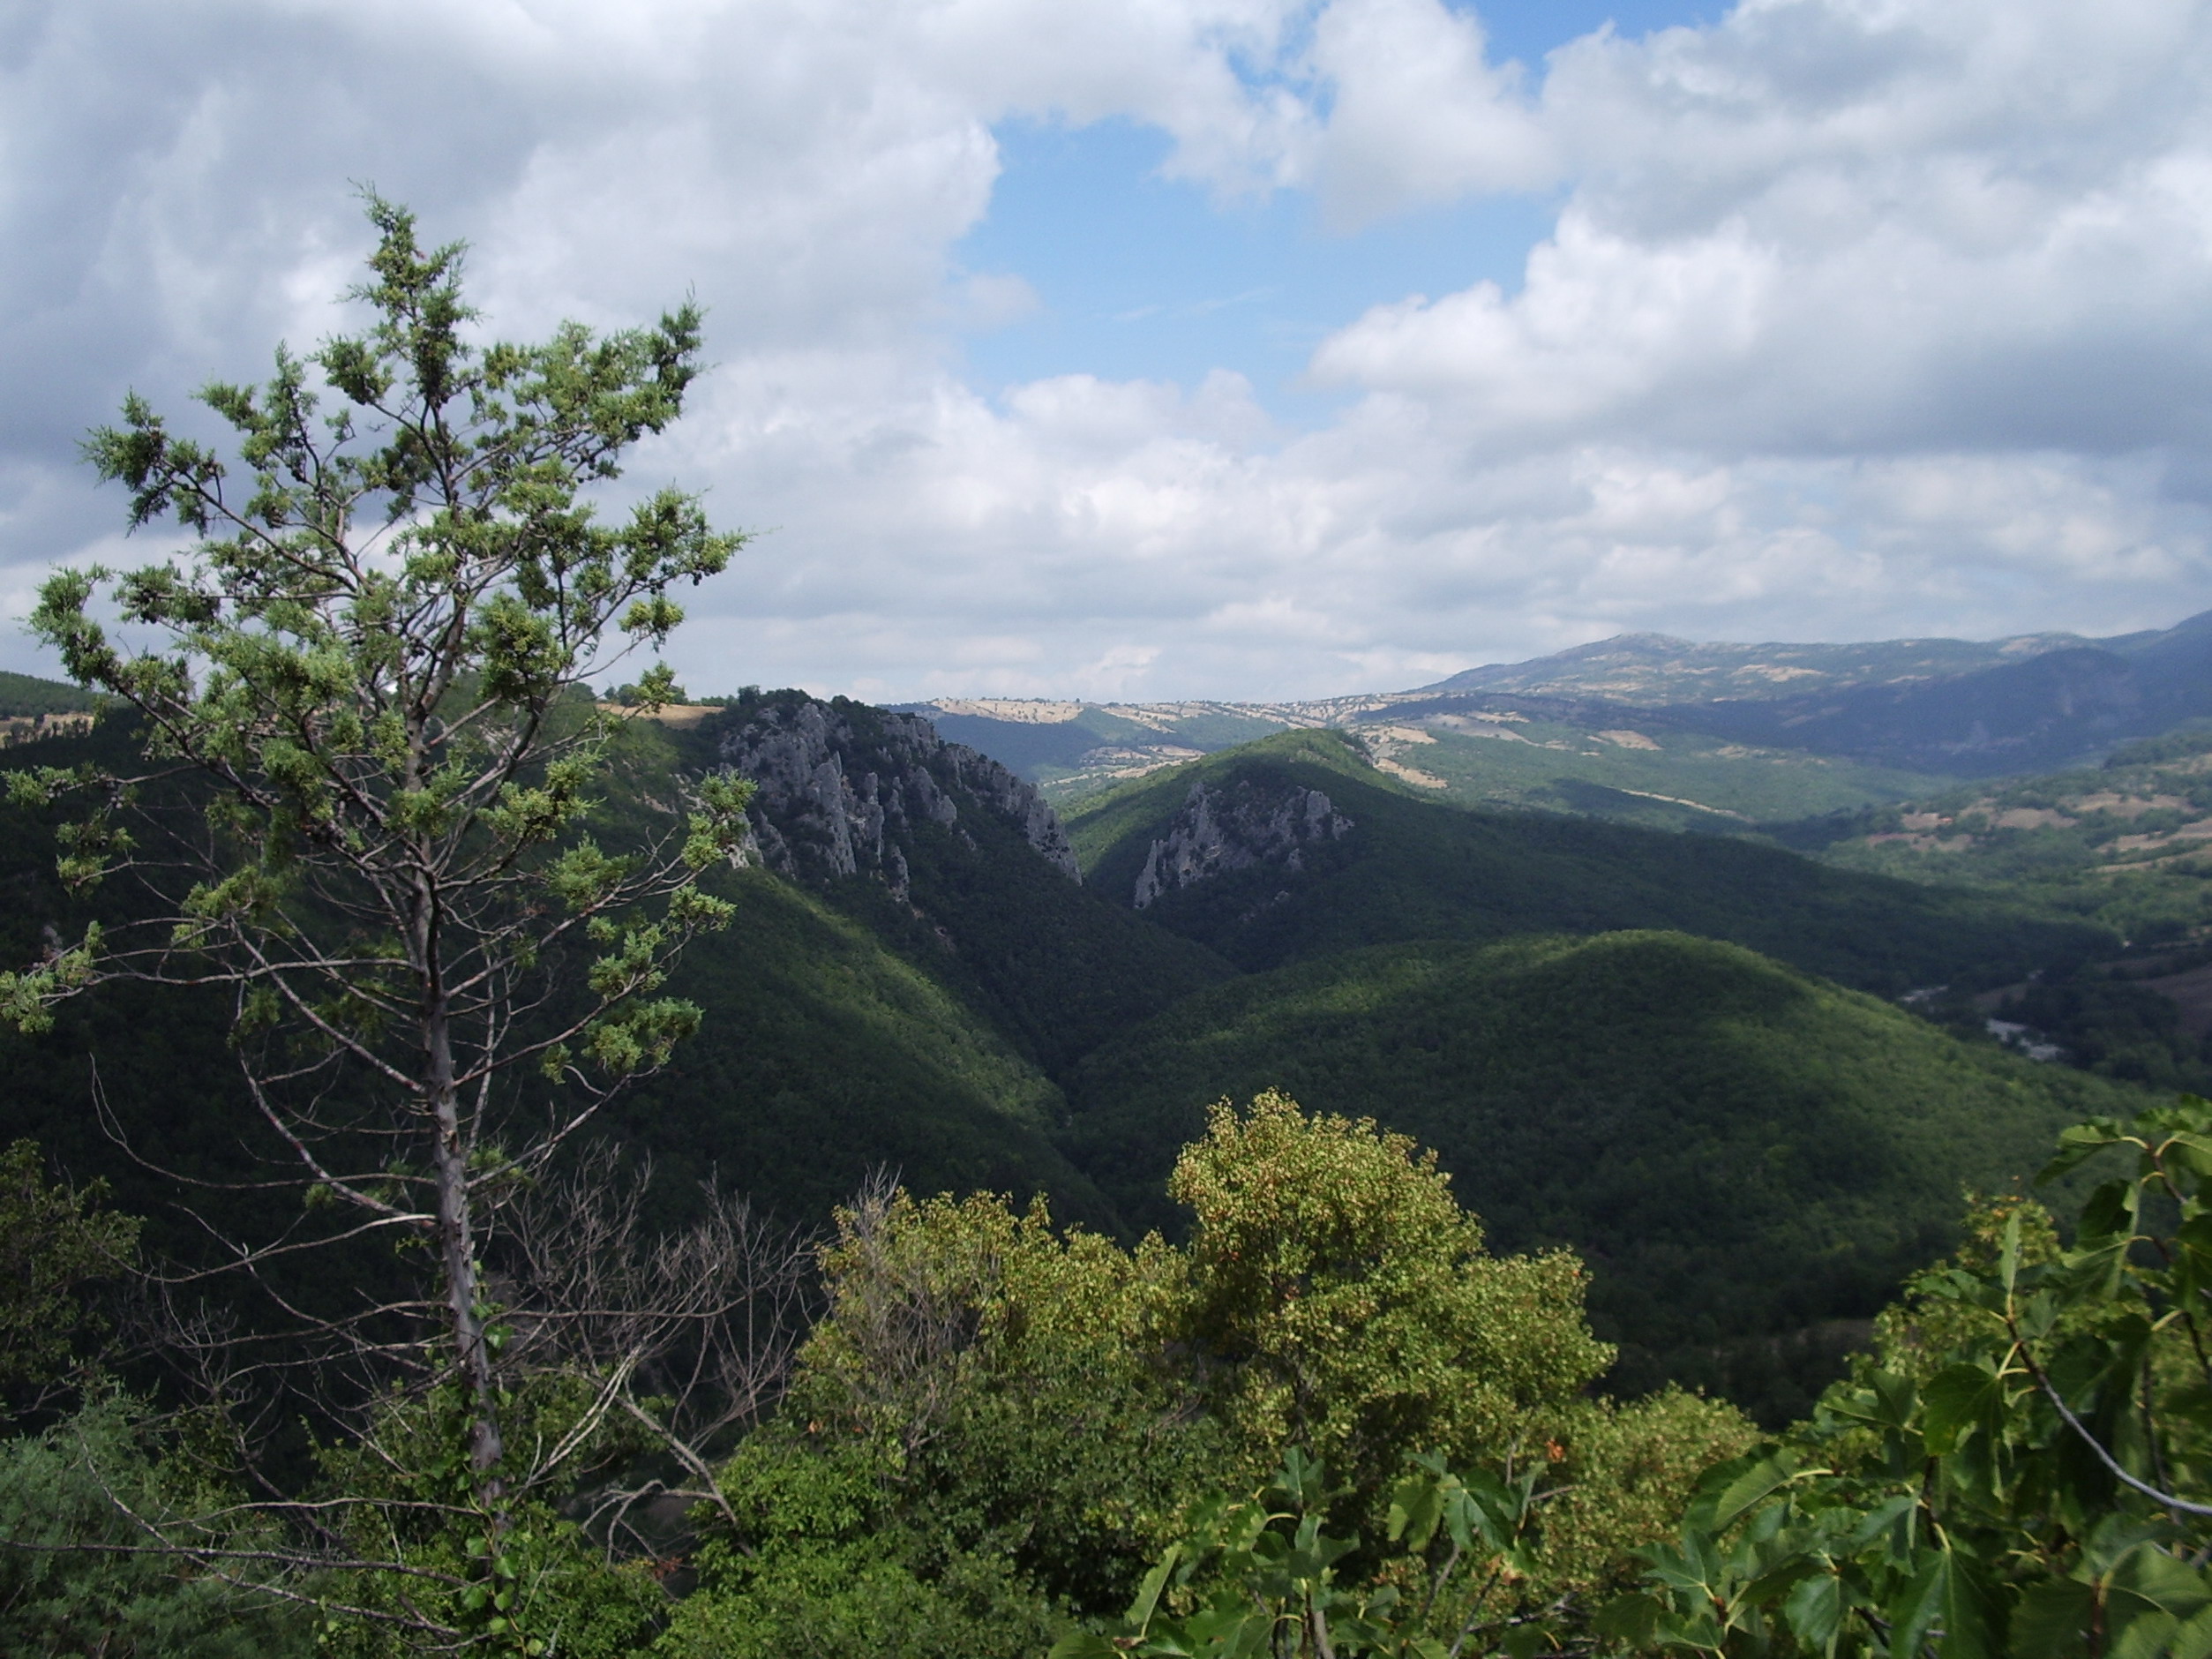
xmin=1132 ymin=777 xmax=1352 ymax=908
xmin=717 ymin=695 xmax=1078 ymax=897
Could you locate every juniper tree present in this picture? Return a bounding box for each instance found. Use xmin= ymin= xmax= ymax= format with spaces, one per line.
xmin=0 ymin=195 xmax=761 ymax=1640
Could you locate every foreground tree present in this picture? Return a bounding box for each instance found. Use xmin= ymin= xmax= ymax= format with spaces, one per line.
xmin=670 ymin=1095 xmax=1749 ymax=1659
xmin=0 ymin=196 xmax=759 ymax=1647
xmin=1611 ymin=1097 xmax=2212 ymax=1659
xmin=0 ymin=1137 xmax=140 ymax=1419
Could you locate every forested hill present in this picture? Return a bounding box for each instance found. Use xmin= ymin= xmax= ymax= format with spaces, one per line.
xmin=1065 ymin=729 xmax=2112 ymax=992
xmin=1060 ymin=928 xmax=2136 ymax=1419
xmin=0 ymin=670 xmax=97 ymax=717
xmin=0 ymin=690 xmax=2167 ymax=1422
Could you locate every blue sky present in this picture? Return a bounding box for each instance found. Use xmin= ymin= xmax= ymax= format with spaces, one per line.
xmin=956 ymin=1 xmax=1713 ymax=422
xmin=956 ymin=116 xmax=1551 ymax=422
xmin=2 ymin=0 xmax=2209 ymax=702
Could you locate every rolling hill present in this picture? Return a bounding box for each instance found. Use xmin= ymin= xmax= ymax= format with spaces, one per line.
xmin=1057 ymin=929 xmax=2139 ymax=1420
xmin=903 ymin=608 xmax=2212 ymax=821
xmin=1064 ymin=729 xmax=2113 ymax=992
xmin=0 ymin=680 xmax=2174 ymax=1419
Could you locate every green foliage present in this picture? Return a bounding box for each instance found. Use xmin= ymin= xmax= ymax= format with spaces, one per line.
xmin=658 ymin=1437 xmax=1063 ymax=1659
xmin=9 ymin=189 xmax=751 ymax=1089
xmin=0 ymin=192 xmax=760 ymax=1655
xmin=687 ymin=1097 xmax=1749 ymax=1655
xmin=0 ymin=1393 xmax=311 ymax=1658
xmin=1066 ymin=734 xmax=2111 ymax=996
xmin=1066 ymin=931 xmax=2141 ymax=1419
xmin=1611 ymin=1096 xmax=2212 ymax=1659
xmin=1051 ymin=1431 xmax=1772 ymax=1659
xmin=1052 ymin=1395 xmax=1746 ymax=1657
xmin=1053 ymin=1448 xmax=1551 ymax=1659
xmin=310 ymin=1379 xmax=668 ymax=1659
xmin=1166 ymin=1092 xmax=1612 ymax=1511
xmin=743 ymin=1184 xmax=1218 ymax=1615
xmin=0 ymin=1139 xmax=139 ymax=1407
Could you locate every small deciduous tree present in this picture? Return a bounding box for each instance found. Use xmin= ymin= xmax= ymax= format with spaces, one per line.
xmin=0 ymin=1138 xmax=140 ymax=1415
xmin=1610 ymin=1098 xmax=2212 ymax=1659
xmin=1167 ymin=1091 xmax=1614 ymax=1507
xmin=0 ymin=195 xmax=760 ymax=1647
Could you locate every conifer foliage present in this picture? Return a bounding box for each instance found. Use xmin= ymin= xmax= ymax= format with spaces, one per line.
xmin=0 ymin=196 xmax=754 ymax=1650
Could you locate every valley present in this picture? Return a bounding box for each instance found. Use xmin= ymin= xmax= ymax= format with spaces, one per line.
xmin=11 ymin=619 xmax=2204 ymax=1427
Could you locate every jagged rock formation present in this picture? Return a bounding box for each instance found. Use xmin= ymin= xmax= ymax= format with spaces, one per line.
xmin=1133 ymin=777 xmax=1351 ymax=908
xmin=718 ymin=695 xmax=1078 ymax=897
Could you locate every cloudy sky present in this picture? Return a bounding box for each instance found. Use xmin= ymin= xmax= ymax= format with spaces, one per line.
xmin=5 ymin=0 xmax=2212 ymax=701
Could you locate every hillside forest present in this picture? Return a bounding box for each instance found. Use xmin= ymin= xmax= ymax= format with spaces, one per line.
xmin=4 ymin=202 xmax=2211 ymax=1659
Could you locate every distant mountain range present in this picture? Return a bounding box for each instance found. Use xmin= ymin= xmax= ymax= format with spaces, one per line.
xmin=1415 ymin=626 xmax=2118 ymax=702
xmin=900 ymin=605 xmax=2212 ymax=809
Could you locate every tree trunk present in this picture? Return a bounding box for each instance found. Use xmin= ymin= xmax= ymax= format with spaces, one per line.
xmin=416 ymin=866 xmax=505 ymax=1479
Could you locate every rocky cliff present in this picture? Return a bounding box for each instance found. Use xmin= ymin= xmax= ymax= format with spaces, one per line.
xmin=1132 ymin=777 xmax=1351 ymax=908
xmin=717 ymin=695 xmax=1079 ymax=897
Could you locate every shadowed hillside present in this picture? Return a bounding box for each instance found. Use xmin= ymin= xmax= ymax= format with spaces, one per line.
xmin=1059 ymin=929 xmax=2135 ymax=1420
xmin=1067 ymin=730 xmax=2113 ymax=993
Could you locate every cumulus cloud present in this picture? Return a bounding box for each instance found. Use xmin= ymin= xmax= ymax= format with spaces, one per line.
xmin=3 ymin=0 xmax=2209 ymax=702
xmin=1316 ymin=0 xmax=2212 ymax=458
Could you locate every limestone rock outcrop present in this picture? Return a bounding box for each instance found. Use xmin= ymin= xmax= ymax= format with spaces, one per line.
xmin=717 ymin=696 xmax=1078 ymax=896
xmin=1132 ymin=777 xmax=1351 ymax=908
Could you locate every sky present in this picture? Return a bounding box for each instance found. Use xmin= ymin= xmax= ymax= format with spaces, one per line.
xmin=4 ymin=0 xmax=2212 ymax=702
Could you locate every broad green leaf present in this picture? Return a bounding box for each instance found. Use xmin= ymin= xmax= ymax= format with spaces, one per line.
xmin=1844 ymin=1495 xmax=1918 ymax=1555
xmin=1593 ymin=1594 xmax=1663 ymax=1647
xmin=1127 ymin=1543 xmax=1182 ymax=1633
xmin=2040 ymin=1119 xmax=2130 ymax=1184
xmin=2171 ymin=1603 xmax=2212 ymax=1659
xmin=2166 ymin=1132 xmax=2212 ymax=1184
xmin=1937 ymin=1550 xmax=2001 ymax=1659
xmin=2112 ymin=1611 xmax=2182 ymax=1659
xmin=2078 ymin=1179 xmax=2141 ymax=1244
xmin=1388 ymin=1473 xmax=1442 ymax=1547
xmin=1884 ymin=1557 xmax=2008 ymax=1654
xmin=1921 ymin=1363 xmax=2004 ymax=1457
xmin=1699 ymin=1452 xmax=1800 ymax=1532
xmin=2010 ymin=1579 xmax=2096 ymax=1659
xmin=2111 ymin=1546 xmax=2212 ymax=1621
xmin=1784 ymin=1570 xmax=1844 ymax=1652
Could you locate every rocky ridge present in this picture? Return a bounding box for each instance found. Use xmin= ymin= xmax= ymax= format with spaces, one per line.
xmin=717 ymin=696 xmax=1078 ymax=897
xmin=1132 ymin=777 xmax=1352 ymax=908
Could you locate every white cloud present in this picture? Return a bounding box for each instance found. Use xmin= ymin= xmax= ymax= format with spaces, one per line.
xmin=1301 ymin=0 xmax=1553 ymax=224
xmin=3 ymin=0 xmax=2211 ymax=704
xmin=1311 ymin=0 xmax=2212 ymax=458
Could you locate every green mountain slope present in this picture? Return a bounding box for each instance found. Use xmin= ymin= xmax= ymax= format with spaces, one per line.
xmin=1800 ymin=726 xmax=2212 ymax=930
xmin=599 ymin=868 xmax=1112 ymax=1227
xmin=0 ymin=717 xmax=1108 ymax=1235
xmin=1773 ymin=727 xmax=2212 ymax=1092
xmin=1349 ymin=707 xmax=1943 ymax=829
xmin=1059 ymin=930 xmax=2140 ymax=1416
xmin=669 ymin=693 xmax=1234 ymax=1077
xmin=1068 ymin=731 xmax=2111 ymax=993
xmin=0 ymin=671 xmax=98 ymax=718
